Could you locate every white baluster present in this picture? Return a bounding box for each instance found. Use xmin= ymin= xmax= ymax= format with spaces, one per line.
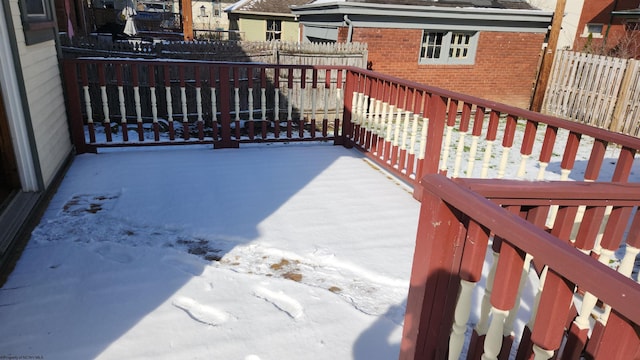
xmin=211 ymin=87 xmax=217 ymax=123
xmin=100 ymin=85 xmax=110 ymax=123
xmin=524 ymin=267 xmax=548 ymax=345
xmin=497 ymin=147 xmax=511 ymax=178
xmin=196 ymin=87 xmax=203 ymax=123
xmin=517 ymin=154 xmax=529 ymax=179
xmin=481 ymin=308 xmax=508 ymax=360
xmin=453 ymin=131 xmax=467 ymax=178
xmin=449 ymin=279 xmax=476 ymax=360
xmin=466 ymin=135 xmax=480 ymax=177
xmin=150 ymin=87 xmax=158 ymax=123
xmin=373 ymin=99 xmax=382 ymax=136
xmin=134 ymin=86 xmax=142 ymax=124
xmin=504 ymin=254 xmax=533 ymax=339
xmin=400 ymin=111 xmax=411 ymax=153
xmin=118 ymin=85 xmax=126 ymax=125
xmin=180 ymin=86 xmax=187 ymax=123
xmin=379 ymin=102 xmax=389 ymax=138
xmin=560 ymin=168 xmax=571 ymax=180
xmin=537 ymin=162 xmax=549 ymax=180
xmin=83 ymin=85 xmax=93 ymax=124
xmin=409 ymin=114 xmax=419 ymax=156
xmin=165 ymin=86 xmax=173 ymax=122
xmin=480 ymin=140 xmax=494 ymax=178
xmin=440 ymin=126 xmax=454 ymax=174
xmin=418 ymin=118 xmax=428 ymax=162
xmin=618 ymin=245 xmax=640 ymax=277
xmin=476 ymin=251 xmax=499 ymax=336
xmin=385 ymin=105 xmax=395 ymax=148
xmin=392 ymin=108 xmax=403 ymax=150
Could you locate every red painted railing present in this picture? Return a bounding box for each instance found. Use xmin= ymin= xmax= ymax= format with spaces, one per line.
xmin=401 ymin=176 xmax=640 ymax=359
xmin=63 ymin=58 xmax=345 ymax=153
xmin=342 ymin=68 xmax=640 ymax=192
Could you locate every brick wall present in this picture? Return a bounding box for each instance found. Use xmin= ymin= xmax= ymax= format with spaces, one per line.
xmin=340 ymin=27 xmax=545 ymax=109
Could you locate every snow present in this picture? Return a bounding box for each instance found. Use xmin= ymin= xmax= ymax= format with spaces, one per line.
xmin=0 ymin=143 xmax=420 ymax=360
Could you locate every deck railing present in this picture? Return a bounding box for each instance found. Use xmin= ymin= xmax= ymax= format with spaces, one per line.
xmin=401 ymin=175 xmax=640 ymax=360
xmin=63 ymin=58 xmax=346 ymax=153
xmin=62 ymin=58 xmax=640 ymax=358
xmin=343 ymin=68 xmax=640 ymax=193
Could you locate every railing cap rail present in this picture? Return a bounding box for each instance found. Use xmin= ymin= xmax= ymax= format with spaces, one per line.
xmin=454 ymin=178 xmax=640 ymax=206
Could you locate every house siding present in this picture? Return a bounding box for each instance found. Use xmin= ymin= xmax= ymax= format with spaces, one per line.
xmin=346 ymin=27 xmax=544 ymax=108
xmin=10 ymin=0 xmax=72 ymax=189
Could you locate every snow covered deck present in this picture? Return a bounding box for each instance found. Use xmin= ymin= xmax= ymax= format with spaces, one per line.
xmin=0 ymin=143 xmax=420 ymax=359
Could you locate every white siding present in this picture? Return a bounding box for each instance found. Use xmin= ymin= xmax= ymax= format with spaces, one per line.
xmin=9 ymin=0 xmax=72 ymax=188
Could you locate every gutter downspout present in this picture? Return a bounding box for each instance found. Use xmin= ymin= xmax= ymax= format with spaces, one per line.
xmin=344 ymin=15 xmax=353 ymax=43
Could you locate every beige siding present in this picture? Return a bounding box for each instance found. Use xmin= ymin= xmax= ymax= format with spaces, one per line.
xmin=9 ymin=0 xmax=72 ymax=188
xmin=281 ymin=20 xmax=298 ymax=42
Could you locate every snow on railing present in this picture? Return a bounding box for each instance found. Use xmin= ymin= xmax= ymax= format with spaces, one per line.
xmin=401 ymin=175 xmax=640 ymax=360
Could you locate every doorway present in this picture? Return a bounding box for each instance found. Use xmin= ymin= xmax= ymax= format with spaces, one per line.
xmin=0 ymin=90 xmax=20 ymax=207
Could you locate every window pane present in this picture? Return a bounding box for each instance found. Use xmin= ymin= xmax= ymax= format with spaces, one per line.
xmin=421 ymin=32 xmax=445 ymax=60
xmin=449 ymin=33 xmax=471 ymax=59
xmin=26 ymin=0 xmax=46 ymax=16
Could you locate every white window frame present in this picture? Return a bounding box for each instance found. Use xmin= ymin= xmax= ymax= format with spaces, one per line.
xmin=582 ymin=23 xmax=604 ymax=38
xmin=419 ymin=30 xmax=479 ymax=65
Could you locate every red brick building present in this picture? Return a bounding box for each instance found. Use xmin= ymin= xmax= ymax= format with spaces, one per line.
xmin=292 ymin=0 xmax=552 ymax=109
xmin=574 ymin=0 xmax=640 ymax=58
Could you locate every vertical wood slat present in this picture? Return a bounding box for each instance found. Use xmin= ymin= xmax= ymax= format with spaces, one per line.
xmin=131 ymin=64 xmax=144 ymax=142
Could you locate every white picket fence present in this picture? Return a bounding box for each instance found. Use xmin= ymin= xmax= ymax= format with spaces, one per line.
xmin=543 ymin=50 xmax=640 ymax=137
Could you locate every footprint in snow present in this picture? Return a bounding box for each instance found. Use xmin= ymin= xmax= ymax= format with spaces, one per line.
xmin=253 ymin=286 xmax=304 ymax=319
xmin=172 ymin=296 xmax=228 ymax=326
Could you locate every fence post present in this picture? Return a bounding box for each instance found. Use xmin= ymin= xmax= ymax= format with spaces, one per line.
xmin=610 ymin=59 xmax=636 ymax=133
xmin=62 ymin=60 xmax=90 ymax=154
xmin=214 ymin=65 xmax=239 ymax=149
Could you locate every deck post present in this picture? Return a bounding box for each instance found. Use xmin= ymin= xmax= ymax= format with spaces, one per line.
xmin=400 ymin=178 xmax=464 ymax=360
xmin=214 ymin=65 xmax=239 ymax=149
xmin=62 ymin=60 xmax=92 ymax=154
xmin=338 ymin=69 xmax=355 ymax=148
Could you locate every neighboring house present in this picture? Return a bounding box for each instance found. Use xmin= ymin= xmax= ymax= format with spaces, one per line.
xmin=573 ymin=0 xmax=640 ymax=58
xmin=528 ymin=0 xmax=585 ymax=50
xmin=291 ymin=0 xmax=553 ymax=109
xmin=0 ymin=0 xmax=73 ymax=270
xmin=193 ymin=0 xmax=230 ymax=32
xmin=225 ymin=0 xmax=311 ymax=41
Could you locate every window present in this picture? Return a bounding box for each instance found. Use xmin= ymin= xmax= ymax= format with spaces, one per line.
xmin=19 ymin=0 xmax=56 ymax=44
xmin=266 ymin=20 xmax=281 ymax=41
xmin=199 ymin=5 xmax=207 ymax=17
xmin=419 ymin=31 xmax=478 ymax=65
xmin=582 ymin=23 xmax=604 ymax=38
